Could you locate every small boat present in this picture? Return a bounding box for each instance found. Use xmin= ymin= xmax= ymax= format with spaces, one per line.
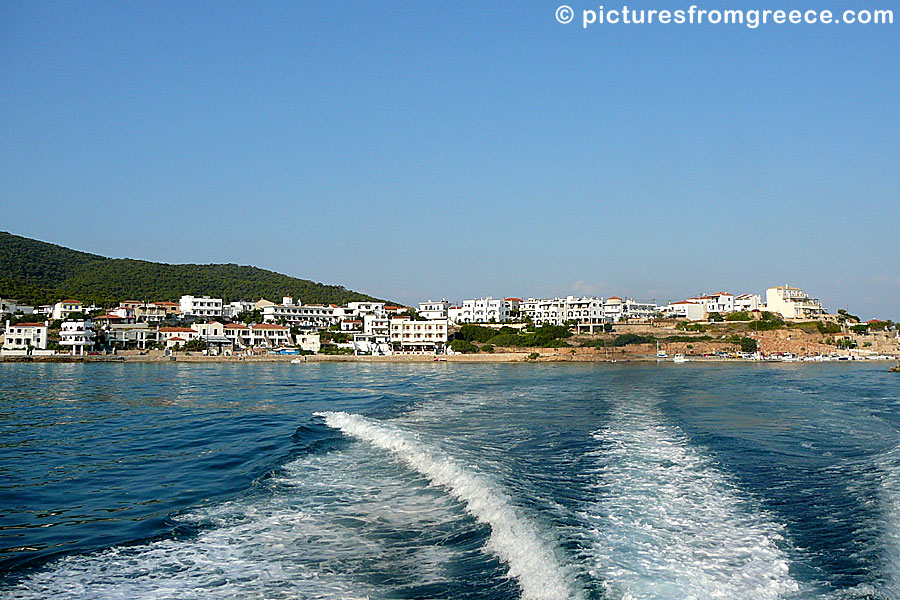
xmin=656 ymin=341 xmax=668 ymax=359
xmin=672 ymin=354 xmax=688 ymax=363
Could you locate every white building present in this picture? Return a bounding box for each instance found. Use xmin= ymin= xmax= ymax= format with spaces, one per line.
xmin=0 ymin=299 xmax=34 ymax=315
xmin=347 ymin=301 xmax=386 ymax=318
xmin=766 ymin=285 xmax=826 ymax=320
xmin=2 ymin=321 xmax=48 ymax=352
xmin=734 ymin=293 xmax=764 ymax=312
xmin=223 ymin=323 xmax=292 ymax=349
xmin=224 ymin=300 xmax=256 ymax=319
xmin=665 ymin=300 xmax=707 ymax=322
xmin=102 ymin=323 xmax=155 ymax=350
xmin=262 ymin=303 xmax=347 ymax=328
xmin=363 ymin=314 xmax=390 ymax=336
xmin=418 ymin=300 xmax=449 ymax=321
xmin=602 ymin=297 xmax=659 ymax=322
xmin=60 ymin=320 xmax=95 ymax=355
xmin=504 ymin=298 xmax=522 ymax=319
xmin=157 ymin=327 xmax=199 ymax=346
xmin=295 ymin=332 xmax=321 ymax=353
xmin=52 ymin=300 xmax=84 ymax=320
xmin=448 ymin=297 xmax=509 ymax=324
xmin=179 ymin=296 xmax=223 ymax=318
xmin=390 ymin=317 xmax=448 ymax=353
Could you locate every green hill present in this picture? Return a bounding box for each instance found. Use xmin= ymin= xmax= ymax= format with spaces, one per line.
xmin=0 ymin=232 xmax=387 ymax=307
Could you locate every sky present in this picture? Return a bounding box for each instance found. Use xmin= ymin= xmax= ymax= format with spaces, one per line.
xmin=1 ymin=1 xmax=898 ymax=318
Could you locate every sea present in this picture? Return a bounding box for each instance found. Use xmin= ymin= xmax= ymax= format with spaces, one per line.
xmin=1 ymin=361 xmax=898 ymax=599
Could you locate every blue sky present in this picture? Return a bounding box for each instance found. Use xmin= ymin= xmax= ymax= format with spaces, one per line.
xmin=2 ymin=1 xmax=898 ymax=317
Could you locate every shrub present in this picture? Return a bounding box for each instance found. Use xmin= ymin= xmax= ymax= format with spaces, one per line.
xmin=725 ymin=311 xmax=752 ymax=321
xmin=481 ymin=344 xmax=495 ymax=353
xmin=527 ymin=352 xmax=540 ymax=360
xmin=816 ymin=321 xmax=842 ymax=334
xmin=611 ymin=334 xmax=655 ymax=347
xmin=457 ymin=325 xmax=499 ymax=343
xmin=450 ymin=339 xmax=480 ymax=353
xmin=739 ymin=337 xmax=758 ymax=353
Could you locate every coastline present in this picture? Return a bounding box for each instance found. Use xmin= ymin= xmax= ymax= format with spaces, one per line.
xmin=1 ymin=351 xmax=895 ymax=365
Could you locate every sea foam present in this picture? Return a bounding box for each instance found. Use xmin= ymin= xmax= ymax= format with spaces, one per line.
xmin=316 ymin=410 xmax=578 ymax=600
xmin=585 ymin=401 xmax=804 ymax=600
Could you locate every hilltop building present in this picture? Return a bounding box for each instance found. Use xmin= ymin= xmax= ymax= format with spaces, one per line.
xmin=766 ymin=285 xmax=826 ymax=320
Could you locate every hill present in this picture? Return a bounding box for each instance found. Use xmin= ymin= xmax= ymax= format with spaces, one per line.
xmin=0 ymin=232 xmax=387 ymax=307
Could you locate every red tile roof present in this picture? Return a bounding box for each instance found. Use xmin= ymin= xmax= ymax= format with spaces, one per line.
xmin=505 ymin=298 xmax=523 ymax=302
xmin=225 ymin=323 xmax=249 ymax=329
xmin=13 ymin=322 xmax=46 ymax=327
xmin=253 ymin=324 xmax=288 ymax=330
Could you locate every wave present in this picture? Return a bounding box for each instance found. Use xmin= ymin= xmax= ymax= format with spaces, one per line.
xmin=874 ymin=444 xmax=900 ymax=597
xmin=584 ymin=401 xmax=805 ymax=600
xmin=316 ymin=410 xmax=578 ymax=600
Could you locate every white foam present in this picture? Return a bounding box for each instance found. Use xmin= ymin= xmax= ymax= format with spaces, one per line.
xmin=8 ymin=442 xmax=471 ymax=599
xmin=874 ymin=444 xmax=900 ymax=597
xmin=585 ymin=402 xmax=804 ymax=600
xmin=316 ymin=410 xmax=578 ymax=600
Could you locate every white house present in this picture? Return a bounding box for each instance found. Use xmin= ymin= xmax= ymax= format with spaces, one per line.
xmin=179 ymin=295 xmax=223 ymax=318
xmin=504 ymin=298 xmax=522 ymax=318
xmin=224 ymin=323 xmax=292 ymax=349
xmin=347 ymin=302 xmax=386 ymax=318
xmin=52 ymin=300 xmax=83 ymax=320
xmin=363 ymin=314 xmax=390 ymax=336
xmin=102 ymin=323 xmax=155 ymax=350
xmin=2 ymin=321 xmax=48 ymax=352
xmin=390 ymin=317 xmax=448 ymax=353
xmin=602 ymin=297 xmax=659 ymax=322
xmin=295 ymin=332 xmax=321 ymax=353
xmin=60 ymin=320 xmax=95 ymax=355
xmin=734 ymin=293 xmax=764 ymax=312
xmin=766 ymin=285 xmax=826 ymax=320
xmin=666 ymin=300 xmax=707 ymax=322
xmin=157 ymin=326 xmax=199 ymax=346
xmin=418 ymin=300 xmax=449 ymax=321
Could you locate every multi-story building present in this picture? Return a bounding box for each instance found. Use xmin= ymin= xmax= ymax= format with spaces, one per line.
xmin=734 ymin=293 xmax=764 ymax=312
xmin=347 ymin=301 xmax=387 ymax=318
xmin=179 ymin=296 xmax=223 ymax=318
xmin=51 ymin=300 xmax=83 ymax=320
xmin=418 ymin=300 xmax=449 ymax=321
xmin=665 ymin=300 xmax=707 ymax=321
xmin=602 ymin=297 xmax=659 ymax=322
xmin=157 ymin=326 xmax=199 ymax=346
xmin=504 ymin=298 xmax=522 ymax=319
xmin=766 ymin=285 xmax=826 ymax=320
xmin=223 ymin=323 xmax=292 ymax=349
xmin=390 ymin=317 xmax=448 ymax=353
xmin=102 ymin=323 xmax=155 ymax=350
xmin=2 ymin=321 xmax=48 ymax=352
xmin=363 ymin=314 xmax=390 ymax=336
xmin=448 ymin=297 xmax=509 ymax=324
xmin=60 ymin=320 xmax=95 ymax=355
xmin=295 ymin=332 xmax=321 ymax=354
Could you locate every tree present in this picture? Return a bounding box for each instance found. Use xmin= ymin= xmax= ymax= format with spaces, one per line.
xmin=739 ymin=337 xmax=758 ymax=353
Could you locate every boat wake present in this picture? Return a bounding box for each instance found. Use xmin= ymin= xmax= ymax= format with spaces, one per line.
xmin=584 ymin=400 xmax=805 ymax=600
xmin=316 ymin=410 xmax=579 ymax=600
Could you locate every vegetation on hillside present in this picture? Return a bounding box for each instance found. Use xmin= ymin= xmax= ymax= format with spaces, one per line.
xmin=0 ymin=231 xmax=385 ymax=306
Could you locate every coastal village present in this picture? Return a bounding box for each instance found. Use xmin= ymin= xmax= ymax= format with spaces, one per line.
xmin=1 ymin=284 xmax=898 ymax=362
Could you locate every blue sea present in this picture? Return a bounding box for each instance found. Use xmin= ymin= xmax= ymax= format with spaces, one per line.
xmin=1 ymin=361 xmax=899 ymax=599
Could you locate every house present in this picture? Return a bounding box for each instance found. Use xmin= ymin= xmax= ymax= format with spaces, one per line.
xmin=52 ymin=300 xmax=83 ymax=320
xmin=157 ymin=327 xmax=198 ymax=345
xmin=179 ymin=295 xmax=223 ymax=318
xmin=2 ymin=321 xmax=48 ymax=353
xmin=734 ymin=293 xmax=764 ymax=312
xmin=504 ymin=298 xmax=522 ymax=318
xmin=341 ymin=319 xmax=363 ymax=332
xmin=295 ymin=332 xmax=321 ymax=353
xmin=224 ymin=323 xmax=292 ymax=350
xmin=94 ymin=314 xmax=134 ymax=326
xmin=418 ymin=300 xmax=450 ymax=321
xmin=390 ymin=317 xmax=448 ymax=354
xmin=766 ymin=285 xmax=826 ymax=320
xmin=363 ymin=314 xmax=390 ymax=336
xmin=347 ymin=301 xmax=387 ymax=317
xmin=102 ymin=323 xmax=155 ymax=350
xmin=666 ymin=300 xmax=707 ymax=322
xmin=448 ymin=297 xmax=510 ymax=324
xmin=60 ymin=320 xmax=95 ymax=355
